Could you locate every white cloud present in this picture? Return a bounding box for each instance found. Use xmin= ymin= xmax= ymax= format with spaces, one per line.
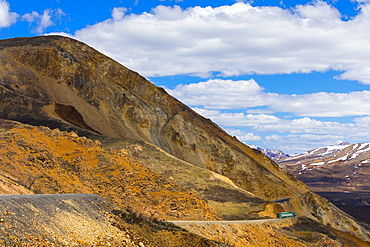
xmin=39 ymin=10 xmax=54 ymax=32
xmin=295 ymin=0 xmax=341 ymax=20
xmin=112 ymin=7 xmax=127 ymax=21
xmin=193 ymin=107 xmax=357 ymax=135
xmin=209 ymin=112 xmax=370 ymax=153
xmin=253 ymin=117 xmax=357 ymax=135
xmin=168 ymin=78 xmax=370 ymax=117
xmin=0 ymin=0 xmax=18 ymax=28
xmin=165 ymin=77 xmax=370 ymax=151
xmin=64 ymin=1 xmax=370 ymax=83
xmin=192 ymin=106 xmax=370 ymax=154
xmin=263 ymin=134 xmax=347 ymax=154
xmin=22 ymin=11 xmax=39 ymax=23
xmin=22 ymin=8 xmax=65 ymax=34
xmin=166 ymin=79 xmax=267 ymax=109
xmin=225 ymin=129 xmax=262 ymax=141
xmin=270 ymin=91 xmax=370 ymax=117
xmin=192 ymin=108 xmax=281 ymax=127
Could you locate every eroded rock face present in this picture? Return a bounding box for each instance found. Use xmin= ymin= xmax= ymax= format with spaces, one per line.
xmin=0 ymin=36 xmax=307 ymax=201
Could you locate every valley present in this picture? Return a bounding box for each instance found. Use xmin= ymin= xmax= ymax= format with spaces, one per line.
xmin=316 ymin=192 xmax=370 ymax=225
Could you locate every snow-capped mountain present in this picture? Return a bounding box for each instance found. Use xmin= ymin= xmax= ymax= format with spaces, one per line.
xmin=248 ymin=145 xmax=289 ymax=160
xmin=277 ymin=142 xmax=370 ymax=193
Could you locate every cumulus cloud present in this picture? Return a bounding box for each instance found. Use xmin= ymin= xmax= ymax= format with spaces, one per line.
xmin=22 ymin=8 xmax=65 ymax=34
xmin=354 ymin=115 xmax=370 ymax=126
xmin=225 ymin=129 xmax=262 ymax=142
xmin=172 ymin=78 xmax=370 ymax=152
xmin=168 ymin=78 xmax=370 ymax=117
xmin=193 ymin=108 xmax=281 ymax=127
xmin=253 ymin=117 xmax=356 ymax=134
xmin=66 ymin=1 xmax=370 ymax=83
xmin=194 ymin=107 xmax=370 ymax=153
xmin=270 ymin=91 xmax=370 ymax=117
xmin=112 ymin=7 xmax=127 ymax=21
xmin=263 ymin=134 xmax=347 ymax=154
xmin=193 ymin=107 xmax=356 ymax=134
xmin=0 ymin=0 xmax=18 ymax=28
xmin=295 ymin=0 xmax=341 ymax=20
xmin=166 ymin=79 xmax=268 ymax=109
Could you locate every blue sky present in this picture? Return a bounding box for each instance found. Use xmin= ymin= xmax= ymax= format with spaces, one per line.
xmin=1 ymin=0 xmax=370 ymax=154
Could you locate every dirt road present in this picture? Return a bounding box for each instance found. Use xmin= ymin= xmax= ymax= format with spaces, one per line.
xmin=169 ymin=218 xmax=284 ymax=224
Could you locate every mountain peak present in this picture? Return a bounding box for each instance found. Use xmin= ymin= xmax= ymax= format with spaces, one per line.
xmin=339 ymin=141 xmax=351 ymax=145
xmin=248 ymin=145 xmax=290 ymax=160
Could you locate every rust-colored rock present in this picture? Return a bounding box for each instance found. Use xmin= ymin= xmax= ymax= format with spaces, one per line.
xmin=0 ymin=119 xmax=218 ymax=221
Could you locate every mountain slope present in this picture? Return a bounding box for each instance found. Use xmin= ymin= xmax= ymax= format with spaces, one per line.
xmin=1 ymin=120 xmax=370 ymax=246
xmin=1 ymin=36 xmax=370 ymax=242
xmin=106 ymin=139 xmax=269 ymax=220
xmin=0 ymin=119 xmax=218 ymax=221
xmin=0 ymin=193 xmax=225 ymax=247
xmin=0 ymin=35 xmax=307 ymax=201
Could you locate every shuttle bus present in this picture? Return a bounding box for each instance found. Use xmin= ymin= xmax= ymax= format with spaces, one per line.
xmin=277 ymin=212 xmax=296 ymax=218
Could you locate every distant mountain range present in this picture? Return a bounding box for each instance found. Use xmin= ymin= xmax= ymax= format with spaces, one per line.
xmin=276 ymin=142 xmax=370 ymax=193
xmin=275 ymin=142 xmax=370 ymax=225
xmin=248 ymin=145 xmax=290 ymax=160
